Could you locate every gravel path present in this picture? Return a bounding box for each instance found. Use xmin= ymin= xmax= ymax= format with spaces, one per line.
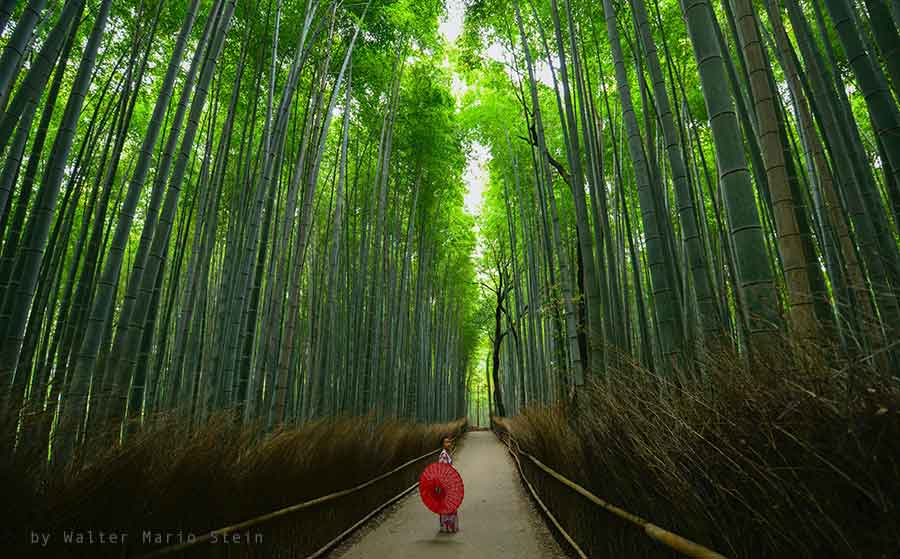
xmin=330 ymin=431 xmax=568 ymax=558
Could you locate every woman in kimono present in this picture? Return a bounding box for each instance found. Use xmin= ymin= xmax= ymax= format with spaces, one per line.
xmin=437 ymin=436 xmax=459 ymax=533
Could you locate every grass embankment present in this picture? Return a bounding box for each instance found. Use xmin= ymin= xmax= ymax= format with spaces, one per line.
xmin=495 ymin=350 xmax=900 ymax=558
xmin=2 ymin=414 xmax=466 ymax=558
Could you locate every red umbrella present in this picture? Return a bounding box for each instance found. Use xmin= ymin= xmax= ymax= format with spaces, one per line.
xmin=419 ymin=462 xmax=464 ymax=514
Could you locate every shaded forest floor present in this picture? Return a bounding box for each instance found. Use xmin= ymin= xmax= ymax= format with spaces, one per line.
xmin=1 ymin=414 xmax=466 ymax=558
xmin=495 ymin=348 xmax=900 ymax=558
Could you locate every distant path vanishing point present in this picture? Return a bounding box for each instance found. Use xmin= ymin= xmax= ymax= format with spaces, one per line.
xmin=330 ymin=430 xmax=568 ymax=558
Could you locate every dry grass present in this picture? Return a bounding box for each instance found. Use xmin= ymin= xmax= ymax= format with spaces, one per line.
xmin=1 ymin=413 xmax=466 ymax=558
xmin=496 ymin=347 xmax=900 ymax=558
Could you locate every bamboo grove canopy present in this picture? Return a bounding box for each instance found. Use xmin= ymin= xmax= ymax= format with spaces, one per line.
xmin=460 ymin=0 xmax=900 ymax=414
xmin=0 ymin=0 xmax=899 ymax=456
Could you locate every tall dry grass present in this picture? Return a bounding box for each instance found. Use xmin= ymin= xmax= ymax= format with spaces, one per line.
xmin=496 ymin=348 xmax=900 ymax=558
xmin=1 ymin=413 xmax=466 ymax=558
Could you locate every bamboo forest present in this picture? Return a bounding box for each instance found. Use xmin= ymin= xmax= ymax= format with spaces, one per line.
xmin=1 ymin=0 xmax=899 ymax=557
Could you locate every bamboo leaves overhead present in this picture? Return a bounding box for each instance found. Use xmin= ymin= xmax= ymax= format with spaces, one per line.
xmin=460 ymin=0 xmax=900 ymax=413
xmin=0 ymin=0 xmax=478 ymax=459
xmin=1 ymin=0 xmax=899 ymax=447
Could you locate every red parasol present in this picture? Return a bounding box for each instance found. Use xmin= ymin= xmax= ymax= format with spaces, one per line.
xmin=419 ymin=462 xmax=464 ymax=514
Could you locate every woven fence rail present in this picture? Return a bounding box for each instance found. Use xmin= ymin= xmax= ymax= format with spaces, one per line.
xmin=496 ymin=429 xmax=728 ymax=559
xmin=131 ymin=447 xmax=441 ymax=559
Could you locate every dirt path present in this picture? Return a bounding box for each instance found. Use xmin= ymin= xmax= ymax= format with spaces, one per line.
xmin=330 ymin=431 xmax=567 ymax=558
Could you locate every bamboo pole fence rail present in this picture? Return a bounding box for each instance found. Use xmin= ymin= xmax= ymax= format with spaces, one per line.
xmin=137 ymin=448 xmax=442 ymax=558
xmin=496 ymin=429 xmax=728 ymax=559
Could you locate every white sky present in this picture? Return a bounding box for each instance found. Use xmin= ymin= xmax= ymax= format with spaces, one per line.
xmin=463 ymin=141 xmax=490 ymax=215
xmin=439 ymin=0 xmax=488 ymax=219
xmin=438 ymin=0 xmax=465 ymax=43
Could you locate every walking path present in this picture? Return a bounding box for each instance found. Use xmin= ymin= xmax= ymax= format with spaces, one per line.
xmin=331 ymin=431 xmax=567 ymax=558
